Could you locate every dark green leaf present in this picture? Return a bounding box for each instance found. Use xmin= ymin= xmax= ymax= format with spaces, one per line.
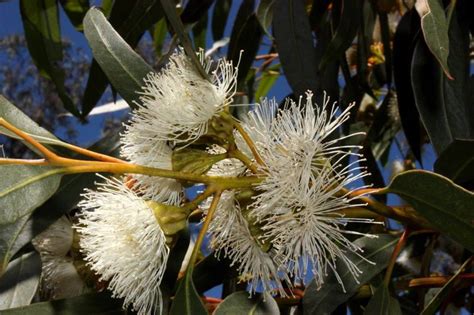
xmin=192 ymin=13 xmax=208 ymax=49
xmin=418 ymin=0 xmax=452 ymax=79
xmin=169 ymin=265 xmax=207 ymax=315
xmin=153 ymin=18 xmax=169 ymax=56
xmin=422 ymin=257 xmax=471 ymax=315
xmin=180 ymin=0 xmax=214 ymax=24
xmin=227 ymin=2 xmax=263 ymax=84
xmin=160 ymin=0 xmax=208 ymax=79
xmin=20 ymin=0 xmax=80 ymax=117
xmin=303 ymin=235 xmax=398 ymax=315
xmin=393 ymin=9 xmax=422 ymax=163
xmin=59 ymin=0 xmax=89 ymax=31
xmin=0 ymin=252 xmax=41 ymax=310
xmin=214 ymin=291 xmax=280 ymax=315
xmin=318 ymin=0 xmax=360 ymax=70
xmin=193 ymin=254 xmax=236 ymax=294
xmin=211 ymin=0 xmax=232 ymax=41
xmin=434 ymin=139 xmax=474 ymax=187
xmin=256 ymin=0 xmax=275 ymax=37
xmin=273 ymin=0 xmax=318 ymax=97
xmin=83 ymin=8 xmax=154 ymax=110
xmin=385 ymin=170 xmax=474 ymax=252
xmin=1 ymin=292 xmax=125 ymax=314
xmin=364 ymin=285 xmax=402 ymax=315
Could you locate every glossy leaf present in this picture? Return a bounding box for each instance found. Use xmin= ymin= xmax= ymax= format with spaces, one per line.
xmin=20 ymin=0 xmax=80 ymax=117
xmin=418 ymin=0 xmax=452 ymax=79
xmin=386 ymin=170 xmax=474 ymax=252
xmin=1 ymin=292 xmax=125 ymax=314
xmin=273 ymin=0 xmax=318 ymax=97
xmin=83 ymin=8 xmax=154 ymax=109
xmin=364 ymin=285 xmax=402 ymax=315
xmin=180 ymin=0 xmax=214 ymax=24
xmin=256 ymin=0 xmax=275 ymax=37
xmin=0 ymin=252 xmax=41 ymax=310
xmin=318 ymin=0 xmax=360 ymax=70
xmin=59 ymin=0 xmax=89 ymax=31
xmin=393 ymin=9 xmax=422 ymax=162
xmin=434 ymin=139 xmax=474 ymax=187
xmin=303 ymin=235 xmax=398 ymax=315
xmin=214 ymin=291 xmax=280 ymax=315
xmin=169 ymin=265 xmax=207 ymax=315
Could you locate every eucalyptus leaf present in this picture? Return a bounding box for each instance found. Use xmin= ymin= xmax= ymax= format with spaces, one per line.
xmin=385 ymin=170 xmax=474 ymax=252
xmin=255 ymin=66 xmax=279 ymax=101
xmin=59 ymin=0 xmax=89 ymax=31
xmin=303 ymin=235 xmax=397 ymax=315
xmin=0 ymin=252 xmax=41 ymax=310
xmin=1 ymin=292 xmax=125 ymax=314
xmin=364 ymin=285 xmax=402 ymax=315
xmin=256 ymin=0 xmax=275 ymax=37
xmin=19 ymin=0 xmax=80 ymax=117
xmin=417 ymin=0 xmax=452 ymax=78
xmin=434 ymin=139 xmax=474 ymax=187
xmin=273 ymin=0 xmax=318 ymax=97
xmin=212 ymin=0 xmax=232 ymax=41
xmin=169 ymin=265 xmax=207 ymax=315
xmin=83 ymin=8 xmax=154 ymax=110
xmin=214 ymin=291 xmax=280 ymax=315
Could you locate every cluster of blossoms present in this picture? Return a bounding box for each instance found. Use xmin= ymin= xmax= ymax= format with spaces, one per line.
xmin=68 ymin=48 xmax=373 ymax=314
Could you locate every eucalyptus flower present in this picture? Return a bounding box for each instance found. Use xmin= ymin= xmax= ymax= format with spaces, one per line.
xmin=203 ymin=192 xmax=291 ymax=296
xmin=121 ymin=127 xmax=182 ymax=204
xmin=245 ymin=92 xmax=374 ymax=289
xmin=76 ymin=176 xmax=169 ymax=315
xmin=131 ymin=48 xmax=238 ymax=144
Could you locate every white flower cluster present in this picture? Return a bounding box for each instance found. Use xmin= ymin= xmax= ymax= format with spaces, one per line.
xmin=74 ymin=46 xmax=372 ymax=314
xmin=204 ymin=92 xmax=374 ymax=293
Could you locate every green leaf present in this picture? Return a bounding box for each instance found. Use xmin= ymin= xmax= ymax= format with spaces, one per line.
xmin=160 ymin=0 xmax=208 ymax=79
xmin=0 ymin=165 xmax=63 ymax=274
xmin=227 ymin=1 xmax=263 ymax=84
xmin=214 ymin=291 xmax=280 ymax=315
xmin=153 ymin=18 xmax=168 ymax=56
xmin=273 ymin=0 xmax=318 ymax=97
xmin=211 ymin=0 xmax=232 ymax=41
xmin=318 ymin=0 xmax=360 ymax=70
xmin=256 ymin=0 xmax=275 ymax=38
xmin=303 ymin=235 xmax=398 ymax=315
xmin=364 ymin=285 xmax=402 ymax=315
xmin=254 ymin=66 xmax=279 ymax=101
xmin=0 ymin=252 xmax=41 ymax=310
xmin=20 ymin=0 xmax=80 ymax=117
xmin=385 ymin=170 xmax=474 ymax=252
xmin=83 ymin=8 xmax=154 ymax=110
xmin=418 ymin=0 xmax=452 ymax=79
xmin=59 ymin=0 xmax=89 ymax=31
xmin=434 ymin=139 xmax=474 ymax=187
xmin=169 ymin=265 xmax=207 ymax=315
xmin=0 ymin=95 xmax=63 ymax=149
xmin=1 ymin=292 xmax=125 ymax=314
xmin=422 ymin=257 xmax=471 ymax=315
xmin=192 ymin=13 xmax=208 ymax=49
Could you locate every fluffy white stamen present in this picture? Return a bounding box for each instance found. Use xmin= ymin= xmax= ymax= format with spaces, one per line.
xmin=76 ymin=176 xmax=169 ymax=315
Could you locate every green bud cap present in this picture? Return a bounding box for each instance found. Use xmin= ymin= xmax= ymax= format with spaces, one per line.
xmin=172 ymin=148 xmax=226 ymax=176
xmin=147 ymin=201 xmax=188 ymax=238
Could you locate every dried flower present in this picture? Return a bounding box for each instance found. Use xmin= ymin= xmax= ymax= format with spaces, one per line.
xmin=76 ymin=176 xmax=169 ymax=315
